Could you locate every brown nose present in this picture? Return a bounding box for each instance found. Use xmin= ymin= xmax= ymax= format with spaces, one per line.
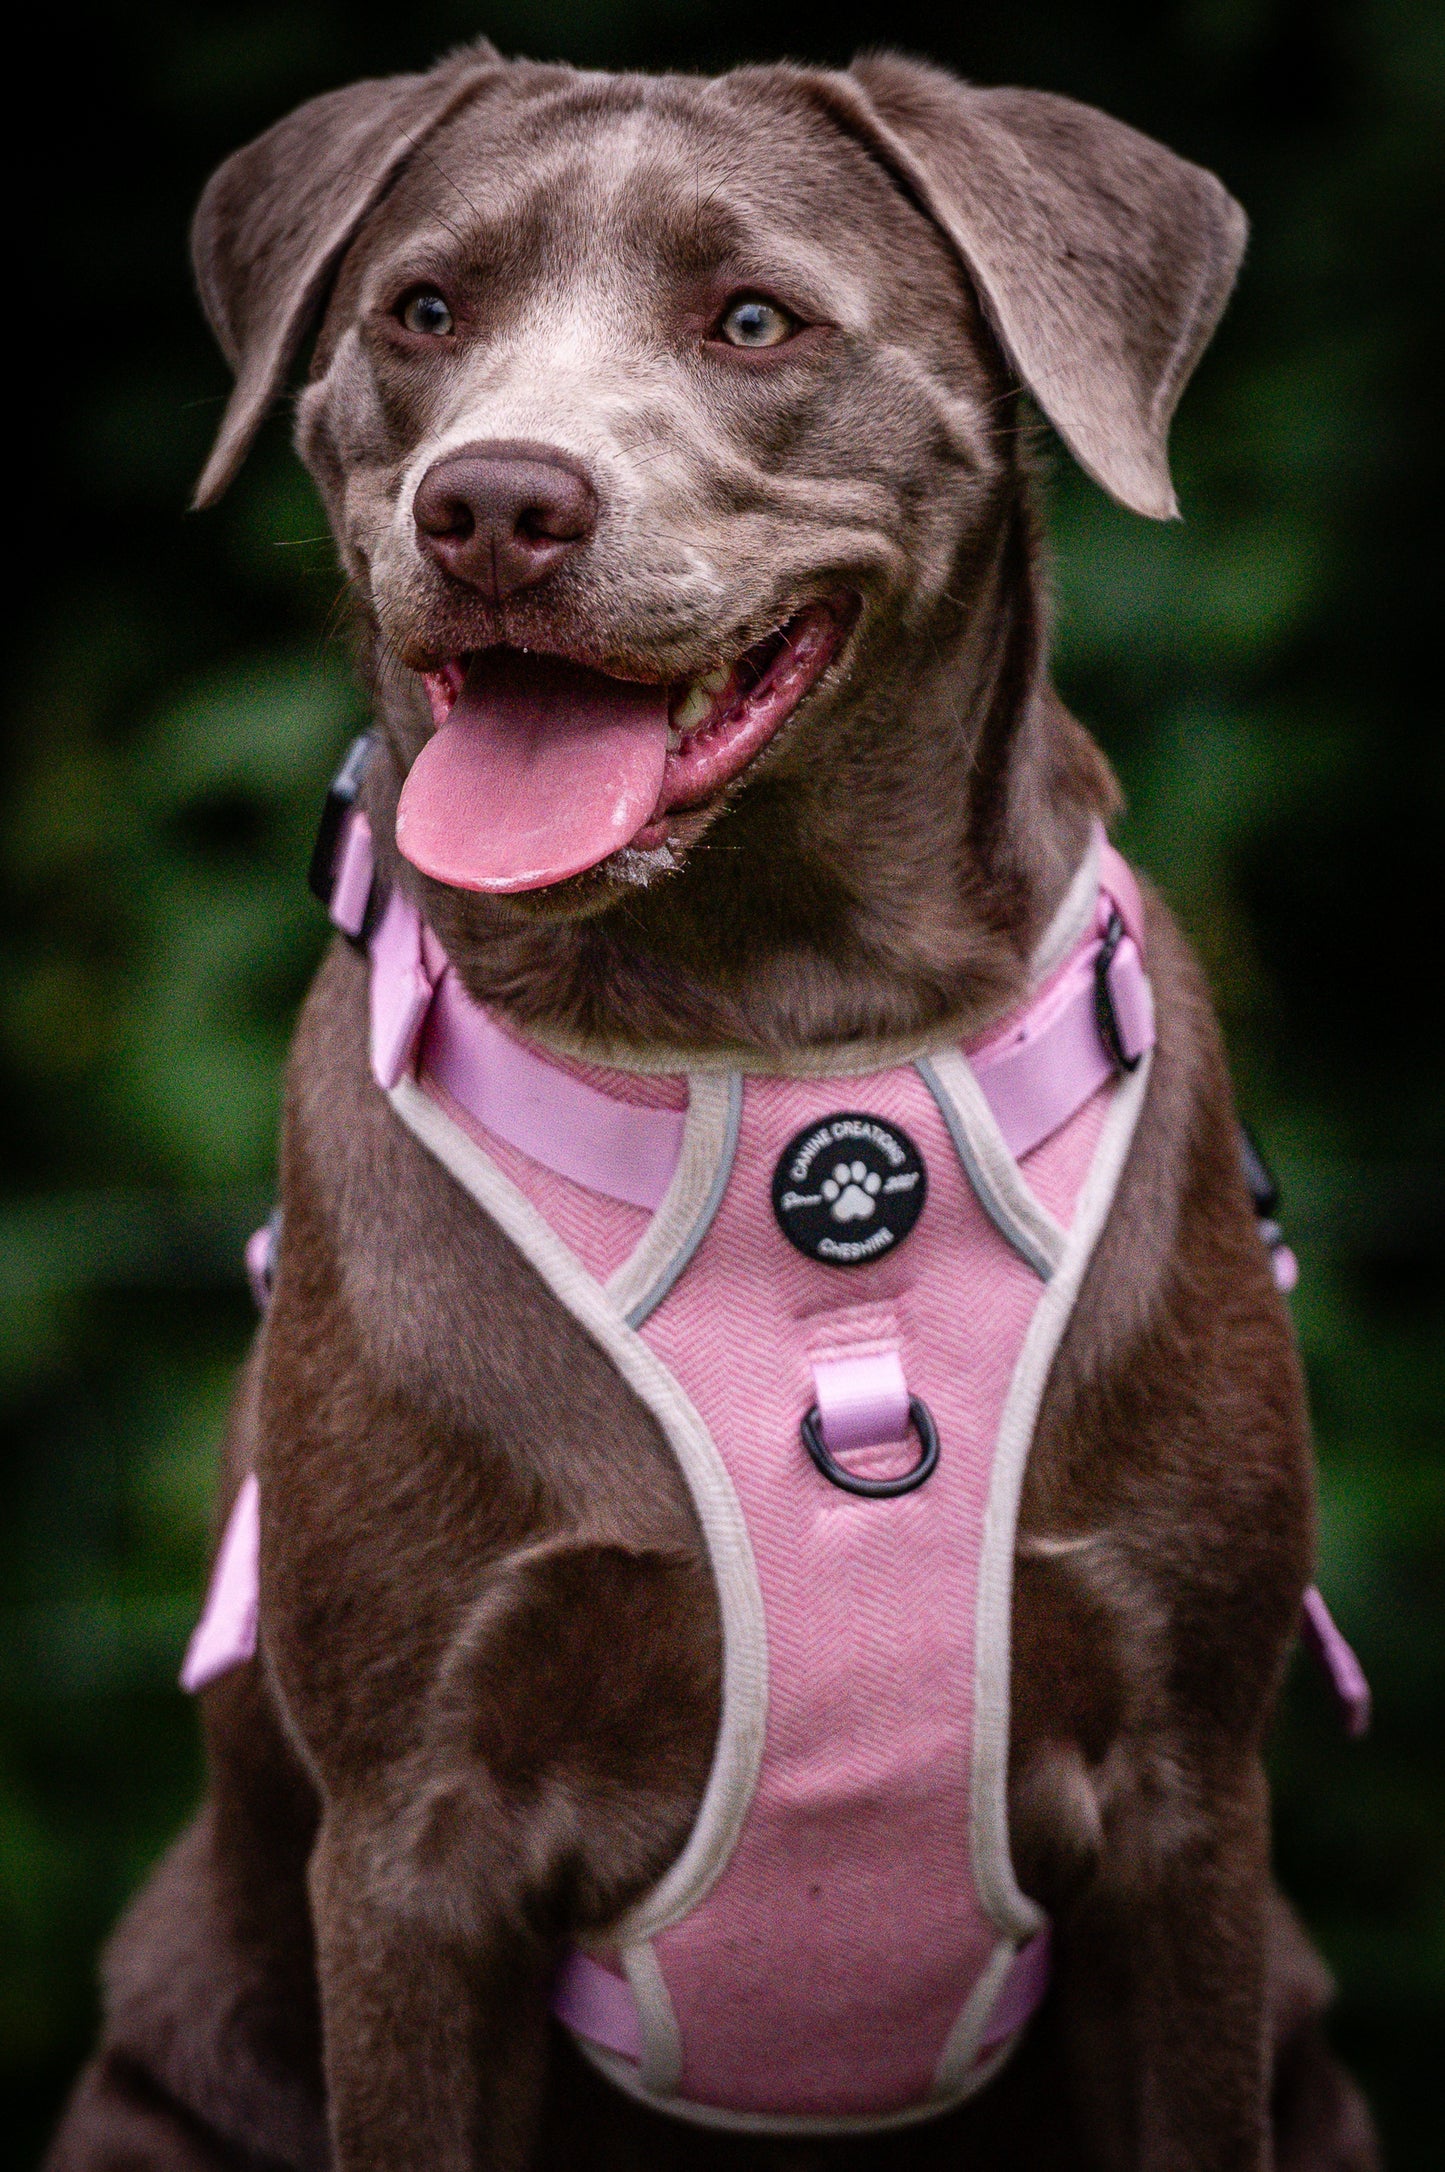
xmin=413 ymin=441 xmax=598 ymax=600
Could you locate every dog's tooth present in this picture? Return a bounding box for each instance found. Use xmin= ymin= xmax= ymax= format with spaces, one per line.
xmin=666 ymin=725 xmax=684 ymax=752
xmin=700 ymin=663 xmax=732 ymax=695
xmin=672 ymin=681 xmax=715 ymax=734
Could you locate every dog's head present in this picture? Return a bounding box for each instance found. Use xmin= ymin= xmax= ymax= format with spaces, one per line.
xmin=193 ymin=45 xmax=1242 ymax=1039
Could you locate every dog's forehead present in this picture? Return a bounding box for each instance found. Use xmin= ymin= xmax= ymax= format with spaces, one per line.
xmin=355 ymin=69 xmax=944 ymax=302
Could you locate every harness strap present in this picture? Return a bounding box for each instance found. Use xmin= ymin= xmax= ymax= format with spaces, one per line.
xmin=356 ymin=825 xmax=1154 ymax=1204
xmin=811 ymin=1350 xmax=910 ymax=1453
xmin=324 ymin=808 xmax=374 ymax=939
xmin=178 ymin=1471 xmax=259 ymax=1692
xmin=1301 ymin=1586 xmax=1373 ymax=1739
xmin=970 ymin=852 xmax=1153 ymax=1161
xmin=426 ymin=966 xmax=684 ymax=1212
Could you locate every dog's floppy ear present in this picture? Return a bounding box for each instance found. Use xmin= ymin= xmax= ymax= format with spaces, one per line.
xmin=191 ymin=41 xmax=504 ymax=509
xmin=820 ymin=56 xmax=1246 ymax=518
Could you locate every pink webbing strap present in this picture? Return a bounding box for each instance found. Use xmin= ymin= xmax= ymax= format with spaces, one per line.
xmin=970 ymin=894 xmax=1154 ymax=1161
xmin=811 ymin=1350 xmax=910 ymax=1454
xmin=552 ymin=1951 xmax=644 ymax=2062
xmin=367 ymin=889 xmax=685 ymax=1211
xmin=244 ymin=1221 xmax=276 ymax=1312
xmin=179 ymin=1472 xmax=260 ymax=1692
xmin=365 ymin=842 xmax=1153 ymax=1207
xmin=369 ymin=889 xmax=436 ymax=1091
xmin=329 ymin=808 xmax=375 ymax=939
xmin=1098 ymin=840 xmax=1146 ymax=950
xmin=1301 ymin=1586 xmax=1372 ymax=1738
xmin=425 ymin=969 xmax=684 ymax=1213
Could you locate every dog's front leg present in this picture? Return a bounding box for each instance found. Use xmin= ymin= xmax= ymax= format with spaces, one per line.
xmin=1057 ymin=1756 xmax=1274 ymax=2172
xmin=308 ymin=1805 xmax=550 ymax=2172
xmin=283 ymin=1527 xmax=719 ymax=2172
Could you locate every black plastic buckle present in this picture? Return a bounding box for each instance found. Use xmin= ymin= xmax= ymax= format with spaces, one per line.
xmin=1237 ymin=1121 xmax=1292 ymax=1265
xmin=800 ymin=1395 xmax=940 ymax=1499
xmin=1093 ymin=909 xmax=1142 ymax=1072
xmin=1237 ymin=1123 xmax=1280 ymax=1221
xmin=307 ymin=732 xmax=379 ymax=943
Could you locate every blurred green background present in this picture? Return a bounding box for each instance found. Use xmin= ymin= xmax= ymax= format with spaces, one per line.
xmin=4 ymin=1 xmax=1441 ymax=2163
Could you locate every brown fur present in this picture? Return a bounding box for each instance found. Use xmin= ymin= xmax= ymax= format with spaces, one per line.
xmin=49 ymin=43 xmax=1376 ymax=2172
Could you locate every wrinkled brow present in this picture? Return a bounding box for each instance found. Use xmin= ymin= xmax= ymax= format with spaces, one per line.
xmin=371 ymin=162 xmax=842 ymax=345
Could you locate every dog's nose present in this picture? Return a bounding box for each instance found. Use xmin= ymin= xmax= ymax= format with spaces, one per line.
xmin=413 ymin=442 xmax=598 ymax=600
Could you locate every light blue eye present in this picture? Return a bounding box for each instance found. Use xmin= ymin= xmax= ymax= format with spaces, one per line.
xmin=400 ymin=290 xmax=454 ymax=337
xmin=718 ymin=296 xmax=794 ymax=348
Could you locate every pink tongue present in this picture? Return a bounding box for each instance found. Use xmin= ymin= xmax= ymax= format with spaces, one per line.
xmin=395 ymin=651 xmax=670 ymax=893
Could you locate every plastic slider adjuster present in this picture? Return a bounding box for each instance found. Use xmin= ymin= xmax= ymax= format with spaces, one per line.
xmin=800 ymin=1395 xmax=940 ymax=1498
xmin=1094 ymin=909 xmax=1143 ymax=1073
xmin=308 ymin=732 xmax=380 ymax=945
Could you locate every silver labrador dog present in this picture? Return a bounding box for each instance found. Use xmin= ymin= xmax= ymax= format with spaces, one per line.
xmin=49 ymin=38 xmax=1376 ymax=2172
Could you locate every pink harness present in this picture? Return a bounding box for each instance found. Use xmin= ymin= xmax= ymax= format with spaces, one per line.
xmin=184 ymin=815 xmax=1368 ymax=2136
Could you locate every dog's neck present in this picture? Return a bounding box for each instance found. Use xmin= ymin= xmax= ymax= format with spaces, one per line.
xmin=367 ymin=495 xmax=1117 ymax=1065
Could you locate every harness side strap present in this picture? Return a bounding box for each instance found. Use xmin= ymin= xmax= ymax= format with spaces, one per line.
xmin=969 ymin=892 xmax=1154 ymax=1162
xmin=426 ymin=965 xmax=684 ymax=1212
xmin=1301 ymin=1586 xmax=1372 ymax=1739
xmin=553 ymin=1952 xmax=645 ymax=2062
xmin=179 ymin=1472 xmax=260 ymax=1692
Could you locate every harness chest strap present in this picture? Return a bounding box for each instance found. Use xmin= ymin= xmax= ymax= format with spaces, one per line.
xmin=352 ymin=830 xmax=1156 ymax=2127
xmin=179 ymin=813 xmax=1370 ymax=2134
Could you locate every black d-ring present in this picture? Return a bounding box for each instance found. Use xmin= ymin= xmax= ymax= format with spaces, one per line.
xmin=800 ymin=1395 xmax=940 ymax=1499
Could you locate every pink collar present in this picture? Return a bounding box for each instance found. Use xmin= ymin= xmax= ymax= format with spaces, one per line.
xmin=359 ymin=832 xmax=1154 ymax=1210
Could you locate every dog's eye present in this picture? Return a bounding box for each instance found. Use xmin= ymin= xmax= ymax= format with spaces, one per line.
xmin=398 ymin=290 xmax=454 ymax=338
xmin=716 ymin=296 xmax=795 ymax=349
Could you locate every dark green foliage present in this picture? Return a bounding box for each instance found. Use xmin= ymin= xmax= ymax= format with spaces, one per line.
xmin=3 ymin=2 xmax=1440 ymax=2162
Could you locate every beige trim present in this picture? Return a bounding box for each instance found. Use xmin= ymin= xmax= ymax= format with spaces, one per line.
xmin=916 ymin=1051 xmax=1067 ymax=1282
xmin=931 ymin=1934 xmax=1023 ymax=2094
xmin=621 ymin=1941 xmax=682 ymax=2095
xmin=387 ymin=1078 xmax=769 ymax=1967
xmin=968 ymin=1052 xmax=1153 ymax=1943
xmin=571 ymin=2021 xmax=1022 ymax=2137
xmin=605 ymin=1073 xmax=742 ymax=1327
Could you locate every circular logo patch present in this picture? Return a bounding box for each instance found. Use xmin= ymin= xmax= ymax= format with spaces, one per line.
xmin=772 ymin=1113 xmax=927 ymax=1267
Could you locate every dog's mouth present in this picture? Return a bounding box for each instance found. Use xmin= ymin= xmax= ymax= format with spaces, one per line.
xmin=395 ymin=599 xmax=851 ymax=894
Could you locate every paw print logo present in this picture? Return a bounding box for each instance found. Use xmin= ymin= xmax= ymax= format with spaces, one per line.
xmin=820 ymin=1160 xmax=882 ymax=1222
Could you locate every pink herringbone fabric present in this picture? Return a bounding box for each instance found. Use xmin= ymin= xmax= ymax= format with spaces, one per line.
xmin=419 ymin=994 xmax=1111 ymax=2120
xmin=630 ymin=1070 xmax=1107 ymax=2116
